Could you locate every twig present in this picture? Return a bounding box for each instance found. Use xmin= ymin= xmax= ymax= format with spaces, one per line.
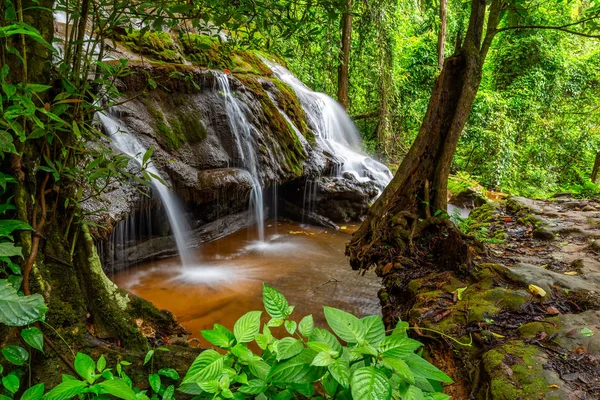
xmin=312 ymin=279 xmax=340 ymax=295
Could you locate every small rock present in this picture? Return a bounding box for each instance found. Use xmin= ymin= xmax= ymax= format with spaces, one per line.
xmin=582 ymin=205 xmax=595 ymax=212
xmin=533 ymin=227 xmax=556 ymax=240
xmin=591 ymin=240 xmax=600 ymax=252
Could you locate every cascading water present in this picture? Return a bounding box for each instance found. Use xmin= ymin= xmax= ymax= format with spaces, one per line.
xmin=98 ymin=111 xmax=195 ymax=266
xmin=261 ymin=58 xmax=393 ymax=192
xmin=214 ymin=72 xmax=265 ymax=241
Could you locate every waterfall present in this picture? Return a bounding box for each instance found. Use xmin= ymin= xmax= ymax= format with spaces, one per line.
xmin=214 ymin=72 xmax=265 ymax=241
xmin=261 ymin=58 xmax=393 ymax=193
xmin=98 ymin=111 xmax=195 ymax=266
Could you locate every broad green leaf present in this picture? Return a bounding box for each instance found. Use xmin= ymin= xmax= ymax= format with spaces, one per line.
xmin=2 ymin=374 xmax=19 ymax=393
xmin=248 ymin=359 xmax=271 ymax=381
xmin=328 ymin=358 xmax=351 ymax=388
xmin=400 ymin=384 xmax=425 ymax=400
xmin=350 ymin=367 xmax=391 ymax=400
xmin=202 ymin=324 xmax=235 ymax=348
xmin=404 ymin=354 xmax=453 ymax=383
xmin=158 ymin=368 xmax=179 ymax=380
xmin=0 ymin=242 xmax=23 ymax=257
xmin=0 ymin=219 xmax=32 ymax=237
xmin=74 ymin=353 xmax=96 ymax=384
xmin=360 ymin=315 xmax=386 ymax=345
xmin=268 ymin=348 xmax=325 ymax=384
xmin=309 ymin=328 xmax=343 ymax=354
xmin=274 ymin=389 xmax=294 ymax=400
xmin=26 ymin=84 xmax=52 ymax=93
xmin=22 ymin=382 xmax=44 ymax=400
xmin=43 ymin=379 xmax=88 ymax=400
xmin=323 ymin=306 xmax=366 ymax=344
xmin=299 ymin=314 xmax=314 ymax=337
xmin=391 ymin=320 xmax=409 ymax=338
xmin=378 ymin=336 xmax=423 ymax=358
xmin=262 ymin=284 xmax=290 ymax=319
xmin=311 ymin=351 xmax=334 ymax=366
xmin=0 ymin=279 xmax=48 ymax=326
xmin=234 ymin=311 xmax=262 ymax=343
xmin=149 ymin=373 xmax=161 ymax=392
xmin=382 ymin=357 xmax=414 ymax=384
xmin=21 ymin=327 xmax=44 ymax=353
xmin=2 ymin=345 xmax=28 ymax=365
xmin=238 ymin=379 xmax=267 ymax=394
xmin=97 ymin=379 xmax=137 ymax=400
xmin=177 ymin=382 xmax=203 ymax=395
xmin=277 ymin=337 xmax=304 ymax=360
xmin=182 ymin=350 xmax=224 ymax=384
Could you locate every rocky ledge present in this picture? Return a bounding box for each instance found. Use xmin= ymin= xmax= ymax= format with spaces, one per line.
xmin=377 ymin=196 xmax=600 ymax=399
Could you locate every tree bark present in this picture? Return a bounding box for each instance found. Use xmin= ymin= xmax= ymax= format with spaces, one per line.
xmin=337 ymin=0 xmax=353 ymax=109
xmin=347 ymin=0 xmax=498 ymax=272
xmin=592 ymin=151 xmax=600 ymax=183
xmin=438 ymin=0 xmax=448 ymax=69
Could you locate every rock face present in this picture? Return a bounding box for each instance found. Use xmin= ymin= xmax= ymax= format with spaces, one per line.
xmin=94 ymin=56 xmax=384 ymax=270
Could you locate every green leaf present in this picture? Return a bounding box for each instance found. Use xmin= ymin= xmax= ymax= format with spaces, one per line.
xmin=0 ymin=279 xmax=47 ymax=326
xmin=350 ymin=367 xmax=391 ymax=400
xmin=26 ymin=84 xmax=52 ymax=93
xmin=177 ymin=382 xmax=203 ymax=395
xmin=238 ymin=379 xmax=267 ymax=394
xmin=360 ymin=315 xmax=386 ymax=345
xmin=97 ymin=379 xmax=137 ymax=399
xmin=285 ymin=320 xmax=297 ymax=335
xmin=234 ymin=311 xmax=262 ymax=343
xmin=2 ymin=345 xmax=28 ymax=365
xmin=378 ymin=336 xmax=423 ymax=358
xmin=399 ymin=384 xmax=425 ymax=400
xmin=404 ymin=354 xmax=453 ymax=383
xmin=268 ymin=348 xmax=325 ymax=384
xmin=391 ymin=320 xmax=409 ymax=338
xmin=382 ymin=357 xmax=414 ymax=384
xmin=201 ymin=324 xmax=235 ymax=348
xmin=149 ymin=373 xmax=161 ymax=392
xmin=323 ymin=306 xmax=366 ymax=344
xmin=309 ymin=328 xmax=343 ymax=354
xmin=22 ymin=382 xmax=44 ymax=400
xmin=0 ymin=242 xmax=23 ymax=257
xmin=21 ymin=327 xmax=44 ymax=353
xmin=97 ymin=355 xmax=106 ymax=372
xmin=142 ymin=146 xmax=154 ymax=166
xmin=276 ymin=337 xmax=304 ymax=360
xmin=248 ymin=359 xmax=271 ymax=380
xmin=144 ymin=350 xmax=154 ymax=365
xmin=299 ymin=315 xmax=314 ymax=337
xmin=2 ymin=374 xmax=19 ymax=394
xmin=0 ymin=219 xmax=32 ymax=237
xmin=158 ymin=368 xmax=179 ymax=380
xmin=182 ymin=350 xmax=224 ymax=384
xmin=311 ymin=351 xmax=334 ymax=366
xmin=74 ymin=352 xmax=96 ymax=384
xmin=328 ymin=358 xmax=351 ymax=388
xmin=262 ymin=283 xmax=290 ymax=319
xmin=454 ymin=286 xmax=467 ymax=301
xmin=43 ymin=379 xmax=88 ymax=400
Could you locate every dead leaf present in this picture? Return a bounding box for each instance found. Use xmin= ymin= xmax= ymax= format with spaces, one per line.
xmin=529 ymin=284 xmax=547 ymax=297
xmin=548 ymin=384 xmax=560 ymax=389
xmin=491 ymin=332 xmax=505 ymax=338
xmin=546 ymin=306 xmax=560 ymax=315
xmin=563 ymin=271 xmax=578 ymax=276
xmin=382 ymin=263 xmax=393 ymax=274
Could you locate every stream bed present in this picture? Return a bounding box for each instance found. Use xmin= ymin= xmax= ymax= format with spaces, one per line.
xmin=111 ymin=222 xmax=381 ymax=340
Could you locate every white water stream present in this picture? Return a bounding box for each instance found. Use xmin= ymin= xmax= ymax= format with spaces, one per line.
xmin=98 ymin=111 xmax=195 ymax=266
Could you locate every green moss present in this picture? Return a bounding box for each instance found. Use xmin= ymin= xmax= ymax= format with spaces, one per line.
xmin=483 ymin=341 xmax=556 ymax=400
xmin=231 ymin=50 xmax=272 ymax=75
xmin=178 ymin=33 xmax=232 ymax=70
xmin=270 ymin=78 xmax=311 ymax=139
xmin=120 ymin=30 xmax=181 ymax=63
xmin=142 ymin=98 xmax=207 ymax=151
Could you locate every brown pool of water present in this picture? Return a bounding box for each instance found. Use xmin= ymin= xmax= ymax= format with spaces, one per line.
xmin=111 ymin=222 xmax=382 ymax=342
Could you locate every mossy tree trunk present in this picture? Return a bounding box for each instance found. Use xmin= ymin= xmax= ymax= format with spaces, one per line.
xmin=2 ymin=0 xmax=150 ymax=361
xmin=337 ymin=0 xmax=352 ymax=110
xmin=346 ymin=0 xmax=501 ymax=273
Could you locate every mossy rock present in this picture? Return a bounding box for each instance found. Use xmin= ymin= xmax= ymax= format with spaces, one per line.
xmin=141 ymin=97 xmax=208 ymax=151
xmin=482 ymin=340 xmax=565 ymax=399
xmin=118 ymin=30 xmax=182 ymax=63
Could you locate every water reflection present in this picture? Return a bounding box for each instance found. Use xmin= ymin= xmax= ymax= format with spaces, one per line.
xmin=111 ymin=222 xmax=381 ymax=340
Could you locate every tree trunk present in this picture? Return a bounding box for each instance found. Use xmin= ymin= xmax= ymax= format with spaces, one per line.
xmin=592 ymin=151 xmax=600 ymax=183
xmin=337 ymin=0 xmax=352 ymax=109
xmin=347 ymin=0 xmax=496 ymax=272
xmin=438 ymin=0 xmax=448 ymax=69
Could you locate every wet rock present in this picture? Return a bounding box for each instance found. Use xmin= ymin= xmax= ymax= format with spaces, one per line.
xmin=279 ymin=199 xmax=338 ymax=229
xmin=449 ymin=189 xmax=487 ymax=209
xmin=582 ymin=205 xmax=596 ymax=212
xmin=591 ymin=240 xmax=600 ymax=252
xmin=497 ymin=262 xmax=599 ymax=294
